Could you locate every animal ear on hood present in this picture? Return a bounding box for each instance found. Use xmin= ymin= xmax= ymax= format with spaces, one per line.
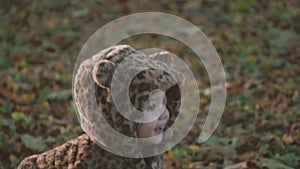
xmin=149 ymin=51 xmax=173 ymax=68
xmin=150 ymin=51 xmax=185 ymax=87
xmin=92 ymin=60 xmax=115 ymax=89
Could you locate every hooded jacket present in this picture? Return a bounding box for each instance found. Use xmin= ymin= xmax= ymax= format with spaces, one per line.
xmin=18 ymin=45 xmax=183 ymax=169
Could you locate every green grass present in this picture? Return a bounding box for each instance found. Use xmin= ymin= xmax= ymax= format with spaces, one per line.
xmin=0 ymin=1 xmax=299 ymax=168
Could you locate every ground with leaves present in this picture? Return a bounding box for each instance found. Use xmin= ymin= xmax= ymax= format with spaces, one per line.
xmin=0 ymin=1 xmax=299 ymax=169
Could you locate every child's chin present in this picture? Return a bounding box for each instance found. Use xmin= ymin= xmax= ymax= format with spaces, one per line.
xmin=151 ymin=134 xmax=163 ymax=144
xmin=138 ymin=134 xmax=164 ymax=149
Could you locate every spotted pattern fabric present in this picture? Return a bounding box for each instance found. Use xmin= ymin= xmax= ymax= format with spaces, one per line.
xmin=18 ymin=45 xmax=183 ymax=169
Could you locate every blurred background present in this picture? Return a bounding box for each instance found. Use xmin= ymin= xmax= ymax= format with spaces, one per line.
xmin=0 ymin=0 xmax=299 ymax=168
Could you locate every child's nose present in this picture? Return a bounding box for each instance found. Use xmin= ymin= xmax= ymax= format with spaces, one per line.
xmin=159 ymin=107 xmax=169 ymax=120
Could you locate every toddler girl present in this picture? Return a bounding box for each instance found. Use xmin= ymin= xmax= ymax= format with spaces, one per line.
xmin=18 ymin=45 xmax=183 ymax=169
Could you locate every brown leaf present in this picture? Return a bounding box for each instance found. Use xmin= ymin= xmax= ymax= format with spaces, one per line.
xmin=188 ymin=145 xmax=201 ymax=152
xmin=292 ymin=90 xmax=299 ymax=102
xmin=224 ymin=162 xmax=247 ymax=169
xmin=282 ymin=133 xmax=294 ymax=144
xmin=238 ymin=151 xmax=257 ymax=161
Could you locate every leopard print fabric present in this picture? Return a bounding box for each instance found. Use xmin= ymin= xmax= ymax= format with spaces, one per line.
xmin=18 ymin=45 xmax=184 ymax=169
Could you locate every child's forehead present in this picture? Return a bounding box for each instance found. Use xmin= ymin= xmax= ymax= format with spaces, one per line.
xmin=149 ymin=89 xmax=166 ymax=105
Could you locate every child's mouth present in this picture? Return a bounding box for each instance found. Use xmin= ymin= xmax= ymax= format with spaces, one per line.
xmin=154 ymin=125 xmax=165 ymax=135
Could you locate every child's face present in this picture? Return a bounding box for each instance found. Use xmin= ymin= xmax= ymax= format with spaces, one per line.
xmin=137 ymin=105 xmax=170 ymax=146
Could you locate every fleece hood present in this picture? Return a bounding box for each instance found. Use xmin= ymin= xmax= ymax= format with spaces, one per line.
xmin=73 ymin=45 xmax=184 ymax=168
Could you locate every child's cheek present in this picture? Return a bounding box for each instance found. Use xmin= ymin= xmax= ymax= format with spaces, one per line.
xmin=137 ymin=121 xmax=159 ymax=138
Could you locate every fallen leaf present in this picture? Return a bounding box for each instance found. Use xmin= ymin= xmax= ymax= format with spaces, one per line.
xmin=282 ymin=134 xmax=294 ymax=144
xmin=188 ymin=144 xmax=201 ymax=152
